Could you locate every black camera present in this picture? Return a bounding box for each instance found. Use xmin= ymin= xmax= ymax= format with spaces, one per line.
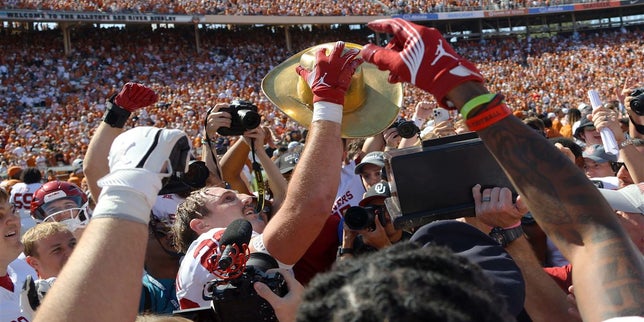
xmin=344 ymin=205 xmax=387 ymax=231
xmin=217 ymin=99 xmax=262 ymax=136
xmin=629 ymin=88 xmax=644 ymax=116
xmin=389 ymin=118 xmax=420 ymax=139
xmin=206 ymin=252 xmax=288 ymax=322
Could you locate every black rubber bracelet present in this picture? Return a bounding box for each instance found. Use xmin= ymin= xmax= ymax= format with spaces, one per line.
xmin=337 ymin=247 xmax=354 ymax=257
xmin=103 ymin=95 xmax=132 ymax=128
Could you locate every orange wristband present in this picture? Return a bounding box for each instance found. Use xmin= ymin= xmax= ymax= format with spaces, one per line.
xmin=465 ymin=103 xmax=513 ymax=131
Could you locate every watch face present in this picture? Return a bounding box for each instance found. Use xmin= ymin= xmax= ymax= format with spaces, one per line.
xmin=491 ymin=233 xmax=504 ymax=245
xmin=489 ymin=228 xmax=506 ymax=246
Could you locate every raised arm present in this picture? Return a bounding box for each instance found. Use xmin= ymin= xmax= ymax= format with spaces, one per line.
xmin=363 ymin=18 xmax=643 ymax=321
xmin=35 ymin=127 xmax=190 ymax=322
xmin=83 ymin=83 xmax=158 ymax=201
xmin=242 ymin=126 xmax=289 ymax=212
xmin=255 ymin=41 xmax=363 ymax=264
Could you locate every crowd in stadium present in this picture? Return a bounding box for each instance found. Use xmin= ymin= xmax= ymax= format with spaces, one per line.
xmin=2 ymin=13 xmax=643 ymax=321
xmin=0 ymin=25 xmax=641 ymax=171
xmin=1 ymin=0 xmax=605 ymax=15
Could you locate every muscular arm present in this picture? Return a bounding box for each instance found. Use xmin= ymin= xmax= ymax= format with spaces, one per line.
xmin=257 ymin=120 xmax=342 ymax=264
xmin=451 ymin=83 xmax=644 ymax=321
xmin=35 ymin=218 xmax=147 ymax=322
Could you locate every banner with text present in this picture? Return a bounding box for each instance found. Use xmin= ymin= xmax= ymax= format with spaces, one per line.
xmin=0 ymin=10 xmax=196 ymax=23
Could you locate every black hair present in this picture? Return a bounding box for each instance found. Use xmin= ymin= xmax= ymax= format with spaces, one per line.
xmin=297 ymin=241 xmax=513 ymax=322
xmin=21 ymin=167 xmax=42 ymax=184
xmin=548 ymin=137 xmax=583 ymax=159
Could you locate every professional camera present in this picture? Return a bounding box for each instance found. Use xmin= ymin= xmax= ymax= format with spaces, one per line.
xmin=389 ymin=118 xmax=420 ymax=139
xmin=217 ymin=99 xmax=262 ymax=136
xmin=344 ymin=205 xmax=387 ymax=231
xmin=629 ymin=88 xmax=644 ymax=116
xmin=205 ymin=252 xmax=288 ymax=322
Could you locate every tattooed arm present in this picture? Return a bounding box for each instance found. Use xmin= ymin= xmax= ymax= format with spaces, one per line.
xmin=450 ymin=83 xmax=644 ymax=322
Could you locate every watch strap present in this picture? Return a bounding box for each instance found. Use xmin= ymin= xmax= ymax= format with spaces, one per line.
xmin=489 ymin=225 xmax=524 ymax=247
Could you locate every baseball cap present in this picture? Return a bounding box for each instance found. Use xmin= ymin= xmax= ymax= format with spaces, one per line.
xmin=573 ymin=118 xmax=595 ymax=140
xmin=275 ymin=151 xmax=299 ymax=174
xmin=598 ymin=183 xmax=644 ymax=214
xmin=583 ymin=144 xmax=618 ymax=163
xmin=359 ymin=180 xmax=391 ymax=206
xmin=410 ymin=220 xmax=525 ymax=316
xmin=354 ymin=151 xmax=385 ymax=175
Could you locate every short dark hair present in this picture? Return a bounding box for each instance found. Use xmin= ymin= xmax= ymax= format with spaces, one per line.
xmin=297 ymin=241 xmax=513 ymax=322
xmin=21 ymin=167 xmax=42 ymax=184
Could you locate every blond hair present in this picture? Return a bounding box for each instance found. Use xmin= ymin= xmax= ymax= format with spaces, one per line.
xmin=22 ymin=222 xmax=72 ymax=257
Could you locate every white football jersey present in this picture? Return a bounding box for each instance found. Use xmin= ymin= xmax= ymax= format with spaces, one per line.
xmin=332 ymin=160 xmax=366 ymax=218
xmin=0 ymin=259 xmax=37 ymax=322
xmin=9 ymin=182 xmax=42 ymax=235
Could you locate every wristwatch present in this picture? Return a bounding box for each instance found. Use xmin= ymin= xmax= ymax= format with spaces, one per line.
xmin=619 ymin=138 xmax=635 ymax=150
xmin=489 ymin=226 xmax=524 ymax=247
xmin=337 ymin=247 xmax=354 ymax=257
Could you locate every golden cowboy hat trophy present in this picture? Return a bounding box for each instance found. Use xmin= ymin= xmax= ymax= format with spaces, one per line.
xmin=262 ymin=42 xmax=403 ymax=138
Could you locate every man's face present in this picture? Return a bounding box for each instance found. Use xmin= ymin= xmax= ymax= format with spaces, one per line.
xmin=42 ymin=198 xmax=80 ymax=217
xmin=196 ymin=187 xmax=247 ymax=233
xmin=616 ymin=210 xmax=644 ymax=254
xmin=0 ymin=200 xmax=22 ymax=266
xmin=581 ymin=126 xmax=602 ymax=146
xmin=27 ymin=230 xmax=76 ymax=279
xmin=360 ymin=164 xmax=383 ymax=189
xmin=583 ymin=159 xmax=614 ymax=178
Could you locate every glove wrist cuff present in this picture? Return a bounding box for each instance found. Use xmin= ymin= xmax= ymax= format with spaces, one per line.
xmin=312 ymin=101 xmax=343 ymax=124
xmin=97 ymin=169 xmax=162 ymax=208
xmin=430 ymin=61 xmax=484 ymax=109
xmin=103 ymin=94 xmax=132 ymax=128
xmin=92 ymin=187 xmax=153 ymax=225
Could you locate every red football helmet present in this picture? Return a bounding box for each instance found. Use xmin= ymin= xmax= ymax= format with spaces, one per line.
xmin=30 ymin=181 xmax=90 ymax=229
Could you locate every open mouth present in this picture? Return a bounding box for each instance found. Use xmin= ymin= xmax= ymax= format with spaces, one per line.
xmin=4 ymin=231 xmax=16 ymax=238
xmin=243 ymin=206 xmax=256 ymax=216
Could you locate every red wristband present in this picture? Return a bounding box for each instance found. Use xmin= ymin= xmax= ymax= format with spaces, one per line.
xmin=465 ymin=103 xmax=512 ymax=131
xmin=503 ymin=221 xmax=521 ymax=229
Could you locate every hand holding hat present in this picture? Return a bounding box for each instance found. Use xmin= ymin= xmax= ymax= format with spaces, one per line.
xmin=362 ymin=18 xmax=484 ymax=109
xmin=296 ymin=41 xmax=363 ymax=107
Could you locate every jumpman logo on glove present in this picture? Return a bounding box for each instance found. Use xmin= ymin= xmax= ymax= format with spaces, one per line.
xmin=313 ymin=73 xmax=332 ymax=88
xmin=431 ymin=40 xmax=459 ymax=66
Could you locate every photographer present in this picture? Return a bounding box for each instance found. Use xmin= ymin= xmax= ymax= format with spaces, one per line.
xmin=338 ymin=180 xmax=410 ymax=260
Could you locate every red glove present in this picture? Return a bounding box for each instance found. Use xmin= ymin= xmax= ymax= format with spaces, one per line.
xmin=362 ymin=18 xmax=484 ymax=109
xmin=296 ymin=41 xmax=363 ymax=106
xmin=112 ymin=82 xmax=158 ymax=112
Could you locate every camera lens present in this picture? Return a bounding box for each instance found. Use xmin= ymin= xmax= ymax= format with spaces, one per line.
xmin=397 ymin=121 xmax=420 ymax=139
xmin=344 ymin=206 xmax=374 ymax=230
xmin=629 ymin=88 xmax=644 ymax=116
xmin=238 ymin=109 xmax=261 ymax=130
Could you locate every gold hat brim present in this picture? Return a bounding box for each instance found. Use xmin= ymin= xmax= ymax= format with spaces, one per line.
xmin=261 ymin=42 xmax=402 ymax=138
